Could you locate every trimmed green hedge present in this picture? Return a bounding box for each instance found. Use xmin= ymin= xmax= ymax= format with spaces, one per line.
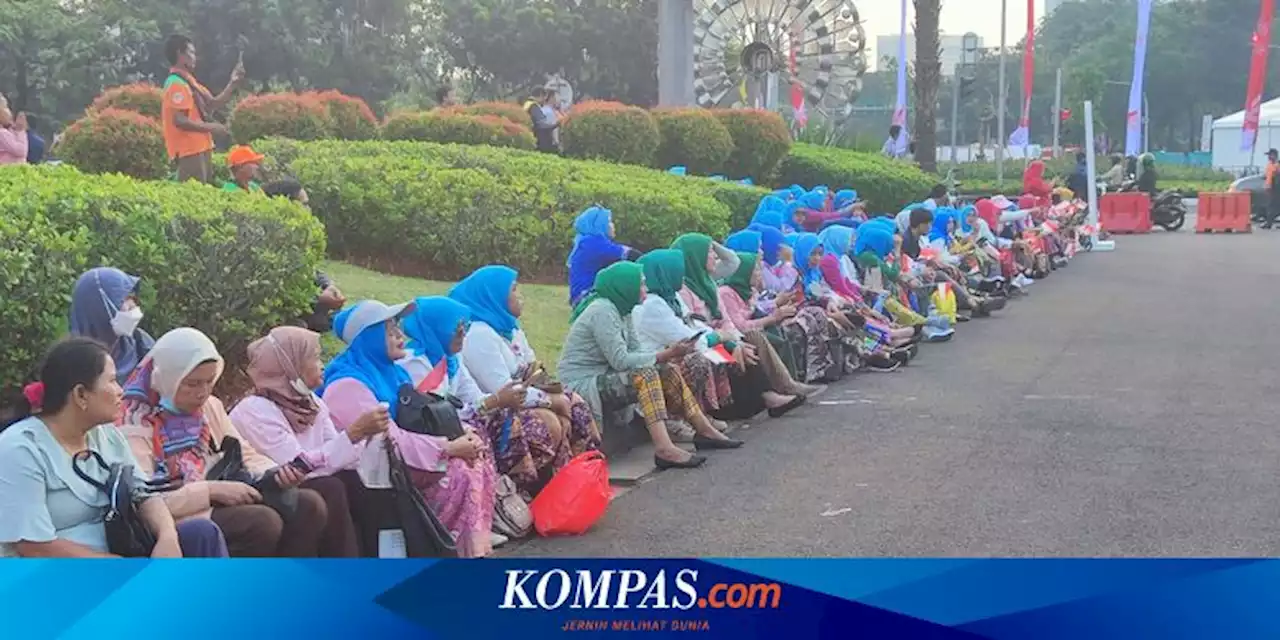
xmin=255 ymin=139 xmax=764 ymax=278
xmin=651 ymin=108 xmax=734 ymax=175
xmin=54 ymin=108 xmax=168 ymax=180
xmin=774 ymin=143 xmax=936 ymax=214
xmin=0 ymin=164 xmax=326 ymax=394
xmin=382 ymin=111 xmax=535 ymax=150
xmin=713 ymin=109 xmax=792 ymax=181
xmin=561 ymin=101 xmax=660 ymax=166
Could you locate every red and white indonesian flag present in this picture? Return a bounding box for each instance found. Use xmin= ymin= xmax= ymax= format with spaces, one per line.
xmin=701 ymin=344 xmax=736 ymax=365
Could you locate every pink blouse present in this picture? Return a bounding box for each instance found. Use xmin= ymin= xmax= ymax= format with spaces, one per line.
xmin=762 ymin=262 xmax=798 ymax=294
xmin=0 ymin=128 xmax=28 ymax=165
xmin=322 ymin=378 xmax=449 ymax=474
xmin=717 ymin=286 xmax=768 ymax=333
xmin=677 ymin=286 xmax=741 ymax=337
xmin=229 ymin=395 xmax=363 ymax=478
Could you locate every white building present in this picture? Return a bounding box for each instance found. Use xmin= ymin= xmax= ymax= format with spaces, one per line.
xmin=1211 ymin=97 xmax=1280 ymax=174
xmin=876 ymin=33 xmax=983 ymax=77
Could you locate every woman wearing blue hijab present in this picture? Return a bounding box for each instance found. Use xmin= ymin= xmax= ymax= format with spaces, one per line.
xmin=833 ymin=189 xmax=858 ymax=210
xmin=929 ymin=208 xmax=959 ymax=245
xmin=69 ymin=267 xmax=154 ymax=384
xmin=791 ymin=233 xmax=825 ymax=298
xmin=450 ymin=266 xmax=602 ymax=492
xmin=751 ymin=224 xmax=786 ymax=266
xmin=750 ymin=196 xmax=787 ymax=229
xmin=567 ymin=206 xmax=633 ymax=307
xmin=724 ymin=229 xmax=763 ymax=255
xmin=321 ymin=300 xmax=499 ymax=557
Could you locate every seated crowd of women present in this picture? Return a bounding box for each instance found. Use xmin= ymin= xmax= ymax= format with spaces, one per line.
xmin=0 ymin=172 xmax=1089 ymax=559
xmin=1 ymin=264 xmax=601 ymax=558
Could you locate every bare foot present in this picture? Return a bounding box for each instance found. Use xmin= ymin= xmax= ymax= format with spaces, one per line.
xmin=762 ymin=391 xmax=797 ymax=409
xmin=655 ymin=445 xmax=694 ymax=463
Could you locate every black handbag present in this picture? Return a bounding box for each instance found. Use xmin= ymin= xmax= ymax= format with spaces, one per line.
xmin=72 ymin=450 xmax=163 ymax=557
xmin=384 ymin=438 xmax=458 ymax=558
xmin=205 ymin=435 xmax=300 ymax=519
xmin=396 ymin=384 xmax=466 ymax=440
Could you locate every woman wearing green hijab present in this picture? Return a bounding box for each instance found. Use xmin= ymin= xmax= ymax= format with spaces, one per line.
xmin=671 ymin=233 xmax=739 ymax=322
xmin=632 ymin=250 xmax=734 ymax=426
xmin=632 ymin=249 xmax=803 ymax=422
xmin=559 ymin=262 xmax=741 ymax=469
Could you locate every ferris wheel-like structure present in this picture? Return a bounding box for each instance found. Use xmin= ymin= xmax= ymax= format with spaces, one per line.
xmin=689 ymin=0 xmax=868 ymax=117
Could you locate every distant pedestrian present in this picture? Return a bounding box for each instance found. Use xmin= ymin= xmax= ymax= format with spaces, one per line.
xmin=162 ymin=34 xmax=245 ymax=183
xmin=0 ymin=94 xmax=29 ymax=165
xmin=525 ymin=88 xmax=560 ymax=154
xmin=881 ymin=124 xmax=908 ymax=159
xmin=437 ymin=85 xmax=457 ymax=108
xmin=1264 ymin=149 xmax=1279 ymax=230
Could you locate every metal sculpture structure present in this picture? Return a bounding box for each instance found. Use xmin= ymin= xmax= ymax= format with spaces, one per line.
xmin=667 ymin=0 xmax=866 ymax=118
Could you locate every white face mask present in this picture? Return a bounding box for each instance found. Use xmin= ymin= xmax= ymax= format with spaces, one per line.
xmin=111 ymin=306 xmax=144 ymax=337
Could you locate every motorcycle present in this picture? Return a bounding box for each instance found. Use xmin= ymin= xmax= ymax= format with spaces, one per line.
xmin=1116 ymin=181 xmax=1186 ymax=232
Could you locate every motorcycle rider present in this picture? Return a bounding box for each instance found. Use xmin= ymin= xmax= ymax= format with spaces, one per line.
xmin=1263 ymin=148 xmax=1279 ymax=230
xmin=1136 ymin=153 xmax=1158 ymax=199
xmin=1099 ymin=154 xmax=1125 ymax=189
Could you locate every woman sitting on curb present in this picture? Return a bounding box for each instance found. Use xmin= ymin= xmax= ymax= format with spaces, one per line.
xmin=0 ymin=338 xmax=226 ymax=558
xmin=558 ymin=262 xmax=741 ymax=470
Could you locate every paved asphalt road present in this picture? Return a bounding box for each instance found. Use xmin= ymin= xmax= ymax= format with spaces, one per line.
xmin=513 ymin=229 xmax=1280 ymax=558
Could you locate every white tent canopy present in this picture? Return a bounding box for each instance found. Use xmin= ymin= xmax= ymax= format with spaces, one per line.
xmin=1211 ymin=96 xmax=1280 ymax=173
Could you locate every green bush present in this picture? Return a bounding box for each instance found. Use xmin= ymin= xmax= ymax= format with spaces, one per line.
xmin=712 ymin=109 xmax=793 ymax=181
xmin=451 ymin=101 xmax=532 ymax=125
xmin=382 ymin=111 xmax=535 ymax=150
xmin=230 ymin=93 xmax=332 ymax=144
xmin=306 ymin=90 xmax=379 ymax=141
xmin=560 ymin=101 xmax=660 ymax=166
xmin=88 ymin=84 xmax=164 ymax=120
xmin=0 ymin=164 xmax=326 ymax=395
xmin=54 ymin=108 xmax=168 ymax=180
xmin=774 ymin=143 xmax=935 ymax=214
xmin=273 ymin=139 xmax=749 ymax=277
xmin=651 ymin=108 xmax=735 ymax=175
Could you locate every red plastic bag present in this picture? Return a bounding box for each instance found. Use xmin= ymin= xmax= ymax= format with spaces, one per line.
xmin=530 ymin=451 xmax=612 ymax=536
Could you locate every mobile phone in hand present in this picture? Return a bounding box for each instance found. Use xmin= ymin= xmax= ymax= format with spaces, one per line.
xmin=289 ymin=455 xmax=315 ymax=473
xmin=682 ymin=329 xmax=708 ymax=344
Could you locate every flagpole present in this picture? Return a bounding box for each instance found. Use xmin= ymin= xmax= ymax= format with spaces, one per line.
xmin=997 ymin=0 xmax=1007 ymax=187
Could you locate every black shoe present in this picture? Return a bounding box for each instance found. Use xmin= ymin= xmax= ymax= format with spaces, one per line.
xmin=984 ymin=296 xmax=1008 ymax=312
xmin=890 ymin=349 xmax=911 ymax=366
xmin=766 ymin=394 xmax=807 ymax=418
xmin=655 ymin=454 xmax=708 ymax=469
xmin=692 ymin=435 xmax=744 ymax=450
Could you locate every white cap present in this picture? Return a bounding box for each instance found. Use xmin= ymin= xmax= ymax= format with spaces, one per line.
xmin=339 ymin=300 xmax=415 ymax=344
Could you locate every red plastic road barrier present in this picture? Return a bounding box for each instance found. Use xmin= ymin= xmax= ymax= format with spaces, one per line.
xmin=1099 ymin=192 xmax=1152 ymax=234
xmin=1196 ymin=192 xmax=1252 ymax=233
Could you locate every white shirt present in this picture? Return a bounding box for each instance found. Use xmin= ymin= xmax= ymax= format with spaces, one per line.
xmin=460 ymin=323 xmax=536 ymax=394
xmin=631 ymin=296 xmax=714 ymax=353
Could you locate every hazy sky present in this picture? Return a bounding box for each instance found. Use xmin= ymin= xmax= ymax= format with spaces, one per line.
xmin=860 ymin=0 xmax=1045 ymax=61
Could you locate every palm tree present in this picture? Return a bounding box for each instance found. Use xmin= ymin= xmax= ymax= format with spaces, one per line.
xmin=913 ymin=0 xmax=942 ymax=173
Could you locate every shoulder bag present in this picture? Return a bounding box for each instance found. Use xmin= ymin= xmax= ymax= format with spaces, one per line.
xmin=205 ymin=435 xmax=300 ymax=520
xmin=72 ymin=450 xmax=169 ymax=557
xmin=396 ymin=384 xmax=466 ymax=440
xmin=384 ymin=438 xmax=459 ymax=557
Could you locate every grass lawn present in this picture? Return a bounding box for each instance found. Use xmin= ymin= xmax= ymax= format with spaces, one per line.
xmin=322 ymin=261 xmax=572 ymax=371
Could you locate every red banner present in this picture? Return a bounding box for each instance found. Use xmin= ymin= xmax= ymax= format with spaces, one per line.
xmin=1020 ymin=0 xmax=1035 ymax=128
xmin=1242 ymin=0 xmax=1275 ymax=151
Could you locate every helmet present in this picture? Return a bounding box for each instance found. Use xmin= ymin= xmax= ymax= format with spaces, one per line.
xmin=1140 ymin=153 xmax=1155 ymax=167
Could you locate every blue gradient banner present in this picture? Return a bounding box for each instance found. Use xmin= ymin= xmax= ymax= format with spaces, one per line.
xmin=6 ymin=559 xmax=1280 ymax=638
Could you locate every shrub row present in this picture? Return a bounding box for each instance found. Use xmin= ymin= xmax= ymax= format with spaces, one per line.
xmin=383 ymin=111 xmax=535 ymax=150
xmin=0 ymin=164 xmax=326 ymax=394
xmin=774 ymin=143 xmax=937 ymax=215
xmin=252 ymin=138 xmax=764 ymax=278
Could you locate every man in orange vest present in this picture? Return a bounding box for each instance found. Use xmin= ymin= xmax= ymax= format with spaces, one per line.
xmin=1264 ymin=149 xmax=1279 ymax=229
xmin=161 ymin=34 xmax=245 ymax=184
